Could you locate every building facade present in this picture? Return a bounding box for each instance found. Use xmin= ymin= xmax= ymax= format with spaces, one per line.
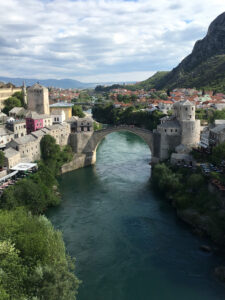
xmin=6 ymin=119 xmax=27 ymax=139
xmin=153 ymin=100 xmax=200 ymax=160
xmin=25 ymin=111 xmax=43 ymax=134
xmin=6 ymin=135 xmax=41 ymax=162
xmin=27 ymin=83 xmax=50 ymax=115
xmin=4 ymin=148 xmax=21 ymax=169
xmin=50 ymin=102 xmax=73 ymax=120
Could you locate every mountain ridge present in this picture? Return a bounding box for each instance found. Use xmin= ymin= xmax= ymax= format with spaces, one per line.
xmin=138 ymin=12 xmax=225 ymax=92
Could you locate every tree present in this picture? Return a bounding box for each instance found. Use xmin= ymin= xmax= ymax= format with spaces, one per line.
xmin=40 ymin=135 xmax=60 ymax=161
xmin=0 ymin=208 xmax=80 ymax=299
xmin=212 ymin=142 xmax=225 ymax=164
xmin=187 ymin=174 xmax=204 ymax=192
xmin=72 ymin=105 xmax=85 ymax=118
xmin=3 ymin=97 xmax=21 ymax=115
xmin=0 ymin=240 xmax=28 ymax=300
xmin=0 ymin=151 xmax=5 ymax=168
xmin=12 ymin=91 xmax=26 ymax=107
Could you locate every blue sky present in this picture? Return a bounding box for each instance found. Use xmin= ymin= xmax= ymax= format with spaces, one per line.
xmin=0 ymin=0 xmax=224 ymax=82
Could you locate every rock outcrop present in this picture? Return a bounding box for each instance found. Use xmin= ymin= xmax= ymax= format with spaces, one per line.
xmin=142 ymin=12 xmax=225 ymax=92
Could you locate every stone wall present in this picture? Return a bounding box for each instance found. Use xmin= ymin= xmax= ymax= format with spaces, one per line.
xmin=61 ymin=153 xmax=95 ymax=173
xmin=0 ymin=87 xmax=22 ymax=110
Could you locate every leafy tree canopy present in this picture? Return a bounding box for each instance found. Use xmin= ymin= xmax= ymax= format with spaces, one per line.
xmin=72 ymin=105 xmax=85 ymax=118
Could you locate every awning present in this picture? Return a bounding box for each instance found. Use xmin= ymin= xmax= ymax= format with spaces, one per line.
xmin=11 ymin=163 xmax=38 ymax=171
xmin=0 ymin=171 xmax=18 ymax=183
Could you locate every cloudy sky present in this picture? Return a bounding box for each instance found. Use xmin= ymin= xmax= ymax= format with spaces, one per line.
xmin=0 ymin=0 xmax=224 ymax=83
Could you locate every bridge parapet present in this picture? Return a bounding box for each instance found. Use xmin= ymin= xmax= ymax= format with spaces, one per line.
xmin=95 ymin=125 xmax=152 ymax=134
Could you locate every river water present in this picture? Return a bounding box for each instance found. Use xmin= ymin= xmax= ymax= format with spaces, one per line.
xmin=48 ymin=132 xmax=225 ymax=300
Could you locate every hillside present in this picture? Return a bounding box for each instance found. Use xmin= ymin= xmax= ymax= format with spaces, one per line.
xmin=135 ymin=71 xmax=169 ymax=90
xmin=140 ymin=12 xmax=225 ymax=92
xmin=0 ymin=76 xmax=93 ymax=89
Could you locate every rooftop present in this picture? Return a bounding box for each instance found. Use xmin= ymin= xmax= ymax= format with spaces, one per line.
xmin=26 ymin=111 xmax=43 ymax=119
xmin=12 ymin=134 xmax=37 ymax=145
xmin=28 ymin=83 xmax=47 ymax=90
xmin=210 ymin=124 xmax=225 ymax=134
xmin=4 ymin=147 xmax=20 ymax=158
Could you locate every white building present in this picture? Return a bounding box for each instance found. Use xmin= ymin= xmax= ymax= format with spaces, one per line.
xmin=51 ymin=109 xmax=65 ymax=124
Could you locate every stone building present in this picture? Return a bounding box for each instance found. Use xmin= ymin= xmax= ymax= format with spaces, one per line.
xmin=153 ymin=100 xmax=200 ymax=160
xmin=170 ymin=153 xmax=196 ymax=166
xmin=209 ymin=124 xmax=225 ymax=147
xmin=4 ymin=147 xmax=21 ymax=169
xmin=27 ymin=83 xmax=50 ymax=115
xmin=6 ymin=119 xmax=27 ymax=139
xmin=6 ymin=135 xmax=40 ymax=162
xmin=43 ymin=123 xmax=71 ymax=146
xmin=68 ymin=116 xmax=93 ymax=133
xmin=0 ymin=126 xmax=14 ymax=149
xmin=9 ymin=107 xmax=27 ymax=119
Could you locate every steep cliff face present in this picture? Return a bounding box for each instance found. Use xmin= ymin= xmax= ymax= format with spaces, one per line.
xmin=143 ymin=12 xmax=225 ymax=92
xmin=180 ymin=12 xmax=225 ymax=72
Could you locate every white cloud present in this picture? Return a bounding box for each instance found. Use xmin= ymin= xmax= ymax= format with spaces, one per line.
xmin=0 ymin=0 xmax=224 ymax=82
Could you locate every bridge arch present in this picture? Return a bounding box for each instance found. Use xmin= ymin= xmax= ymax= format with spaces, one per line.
xmin=86 ymin=125 xmax=154 ymax=163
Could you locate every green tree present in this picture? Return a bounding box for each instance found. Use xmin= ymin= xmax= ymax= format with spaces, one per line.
xmin=12 ymin=91 xmax=26 ymax=107
xmin=0 ymin=151 xmax=5 ymax=168
xmin=40 ymin=135 xmax=60 ymax=161
xmin=3 ymin=97 xmax=21 ymax=115
xmin=0 ymin=240 xmax=28 ymax=299
xmin=187 ymin=174 xmax=204 ymax=192
xmin=212 ymin=142 xmax=225 ymax=164
xmin=72 ymin=105 xmax=85 ymax=118
xmin=0 ymin=208 xmax=80 ymax=299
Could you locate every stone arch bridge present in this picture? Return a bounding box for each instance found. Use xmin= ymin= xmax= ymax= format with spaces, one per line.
xmin=90 ymin=125 xmax=154 ymax=155
xmin=62 ymin=125 xmax=157 ymax=173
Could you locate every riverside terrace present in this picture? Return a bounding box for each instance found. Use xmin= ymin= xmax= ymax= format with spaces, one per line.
xmin=0 ymin=163 xmax=37 ymax=196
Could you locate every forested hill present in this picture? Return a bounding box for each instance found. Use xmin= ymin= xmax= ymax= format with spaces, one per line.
xmin=138 ymin=12 xmax=225 ymax=92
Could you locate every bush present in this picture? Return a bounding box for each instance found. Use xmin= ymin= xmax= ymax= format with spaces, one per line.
xmin=0 ymin=208 xmax=80 ymax=299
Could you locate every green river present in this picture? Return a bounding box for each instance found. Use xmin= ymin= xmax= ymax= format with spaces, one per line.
xmin=48 ymin=131 xmax=225 ymax=300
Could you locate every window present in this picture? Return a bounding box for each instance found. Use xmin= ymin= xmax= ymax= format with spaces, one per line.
xmin=185 ymin=107 xmax=188 ymax=111
xmin=189 ymin=115 xmax=191 ymax=118
xmin=171 ymin=129 xmax=173 ymax=132
xmin=164 ymin=129 xmax=167 ymax=132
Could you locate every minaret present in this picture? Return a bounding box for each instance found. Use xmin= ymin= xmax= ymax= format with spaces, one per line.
xmin=22 ymin=81 xmax=27 ymax=105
